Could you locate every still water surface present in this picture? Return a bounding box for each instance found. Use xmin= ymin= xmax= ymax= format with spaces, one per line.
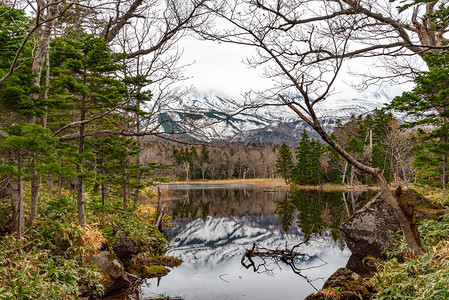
xmin=128 ymin=184 xmax=374 ymax=299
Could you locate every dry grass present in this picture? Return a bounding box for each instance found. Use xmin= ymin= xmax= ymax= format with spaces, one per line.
xmin=140 ymin=186 xmax=159 ymax=199
xmin=80 ymin=225 xmax=106 ymax=256
xmin=161 ymin=178 xmax=288 ymax=187
xmin=160 ymin=179 xmax=381 ymax=192
xmin=137 ymin=203 xmax=157 ymax=224
xmin=432 ymin=241 xmax=449 ymax=264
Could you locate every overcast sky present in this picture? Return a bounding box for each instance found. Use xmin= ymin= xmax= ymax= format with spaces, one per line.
xmin=177 ymin=36 xmax=413 ymax=101
xmin=178 ymin=36 xmax=272 ymax=99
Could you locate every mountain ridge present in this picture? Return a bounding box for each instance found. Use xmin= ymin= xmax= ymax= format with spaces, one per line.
xmin=157 ymin=86 xmax=399 ymax=145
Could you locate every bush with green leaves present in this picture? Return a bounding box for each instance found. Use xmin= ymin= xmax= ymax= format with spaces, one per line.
xmin=0 ymin=221 xmax=103 ymax=299
xmin=89 ymin=200 xmax=167 ymax=255
xmin=0 ymin=184 xmax=169 ymax=299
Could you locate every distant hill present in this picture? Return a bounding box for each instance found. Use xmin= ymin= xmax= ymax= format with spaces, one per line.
xmin=152 ymin=86 xmax=397 ymax=145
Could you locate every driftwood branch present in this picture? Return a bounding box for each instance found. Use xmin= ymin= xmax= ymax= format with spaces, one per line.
xmin=241 ymin=239 xmax=325 ymax=291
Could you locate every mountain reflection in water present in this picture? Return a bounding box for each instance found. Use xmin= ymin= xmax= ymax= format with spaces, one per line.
xmin=135 ymin=185 xmax=375 ymax=300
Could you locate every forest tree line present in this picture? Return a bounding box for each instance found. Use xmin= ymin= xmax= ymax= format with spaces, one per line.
xmin=140 ymin=141 xmax=278 ymax=181
xmin=275 ymin=108 xmax=446 ymax=188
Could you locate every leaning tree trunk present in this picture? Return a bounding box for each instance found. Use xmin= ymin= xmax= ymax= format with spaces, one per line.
xmin=282 ymin=96 xmax=425 ymax=256
xmin=313 ymin=124 xmax=425 ymax=256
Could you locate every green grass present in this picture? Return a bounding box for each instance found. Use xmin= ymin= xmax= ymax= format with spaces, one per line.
xmin=372 ymin=213 xmax=449 ymax=300
xmin=0 ymin=186 xmax=169 ymax=299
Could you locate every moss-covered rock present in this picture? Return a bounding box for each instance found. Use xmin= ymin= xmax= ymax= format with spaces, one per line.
xmin=400 ymin=188 xmax=446 ymax=220
xmin=140 ymin=264 xmax=169 ymax=277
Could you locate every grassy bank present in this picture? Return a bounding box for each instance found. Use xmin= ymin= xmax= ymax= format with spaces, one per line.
xmin=161 ymin=178 xmax=382 ymax=192
xmin=0 ymin=187 xmax=169 ymax=299
xmin=371 ymin=186 xmax=449 ymax=299
xmin=161 ymin=178 xmax=288 ymax=187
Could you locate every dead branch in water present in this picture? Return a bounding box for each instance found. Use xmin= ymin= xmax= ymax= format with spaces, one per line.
xmin=241 ymin=239 xmax=326 ymax=291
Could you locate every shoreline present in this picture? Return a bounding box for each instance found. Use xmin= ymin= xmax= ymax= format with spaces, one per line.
xmin=158 ymin=178 xmax=380 ymax=191
xmin=159 ymin=178 xmax=288 ymax=188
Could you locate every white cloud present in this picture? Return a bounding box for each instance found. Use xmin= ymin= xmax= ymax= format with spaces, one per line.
xmin=178 ymin=37 xmax=273 ymax=100
xmin=177 ymin=36 xmax=414 ymax=102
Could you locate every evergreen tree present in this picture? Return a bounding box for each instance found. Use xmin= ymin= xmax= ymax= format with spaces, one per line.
xmin=294 ymin=130 xmax=311 ymax=184
xmin=50 ymin=33 xmax=123 ymax=225
xmin=309 ymin=139 xmax=324 ymax=183
xmin=293 ymin=130 xmax=324 ymax=185
xmin=0 ymin=123 xmax=58 ymax=238
xmin=0 ymin=6 xmax=34 ymax=116
xmin=387 ymin=50 xmax=449 ymax=188
xmin=275 ymin=142 xmax=294 ymax=184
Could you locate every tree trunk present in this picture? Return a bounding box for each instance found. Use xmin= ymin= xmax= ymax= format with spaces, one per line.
xmin=183 ymin=162 xmax=190 ymax=181
xmin=101 ymin=144 xmax=106 ymax=206
xmin=27 ymin=173 xmax=41 ymax=227
xmin=350 ymin=166 xmax=354 ymax=186
xmin=342 ymin=161 xmax=348 ymax=184
xmin=58 ymin=176 xmax=63 ymax=197
xmin=133 ymin=105 xmax=141 ymax=203
xmin=373 ymin=172 xmax=424 ymax=256
xmin=43 ymin=52 xmax=50 ymax=128
xmin=11 ymin=153 xmax=24 ymax=240
xmin=76 ymin=90 xmax=87 ymax=227
xmin=201 ymin=166 xmax=206 ymax=180
xmin=133 ymin=170 xmax=142 ymax=203
xmin=308 ymin=118 xmax=425 ymax=256
xmin=28 ymin=0 xmax=58 ymax=123
xmin=443 ymin=153 xmax=448 ymax=190
xmin=101 ymin=180 xmax=106 ymax=206
xmin=123 ymin=170 xmax=129 ymax=208
xmin=443 ymin=118 xmax=448 ymax=189
xmin=25 ymin=0 xmax=59 ymax=229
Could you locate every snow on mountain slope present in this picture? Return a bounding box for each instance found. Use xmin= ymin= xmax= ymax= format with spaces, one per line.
xmin=157 ymin=85 xmax=398 ymax=144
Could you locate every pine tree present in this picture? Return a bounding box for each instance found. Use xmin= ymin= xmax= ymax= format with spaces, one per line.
xmin=275 ymin=142 xmax=294 ymax=184
xmin=309 ymin=139 xmax=324 ymax=183
xmin=294 ymin=130 xmax=311 ymax=184
xmin=387 ymin=50 xmax=449 ymax=188
xmin=293 ymin=130 xmax=324 ymax=185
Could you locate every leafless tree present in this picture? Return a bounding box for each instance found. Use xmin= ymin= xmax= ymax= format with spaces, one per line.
xmin=196 ymin=0 xmax=447 ymax=255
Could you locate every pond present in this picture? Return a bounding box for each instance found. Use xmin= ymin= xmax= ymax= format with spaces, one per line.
xmin=117 ymin=184 xmax=375 ymax=300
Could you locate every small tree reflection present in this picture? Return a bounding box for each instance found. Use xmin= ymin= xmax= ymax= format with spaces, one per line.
xmin=241 ymin=240 xmax=326 ymax=291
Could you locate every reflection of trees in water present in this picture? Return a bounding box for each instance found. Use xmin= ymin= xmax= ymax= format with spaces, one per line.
xmin=166 ymin=187 xmax=375 ymax=237
xmin=169 ymin=188 xmax=289 ymax=220
xmin=276 ymin=190 xmax=376 ymax=240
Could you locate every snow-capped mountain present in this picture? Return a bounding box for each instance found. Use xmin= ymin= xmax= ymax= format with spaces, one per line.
xmin=156 ymin=85 xmax=399 ymax=144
